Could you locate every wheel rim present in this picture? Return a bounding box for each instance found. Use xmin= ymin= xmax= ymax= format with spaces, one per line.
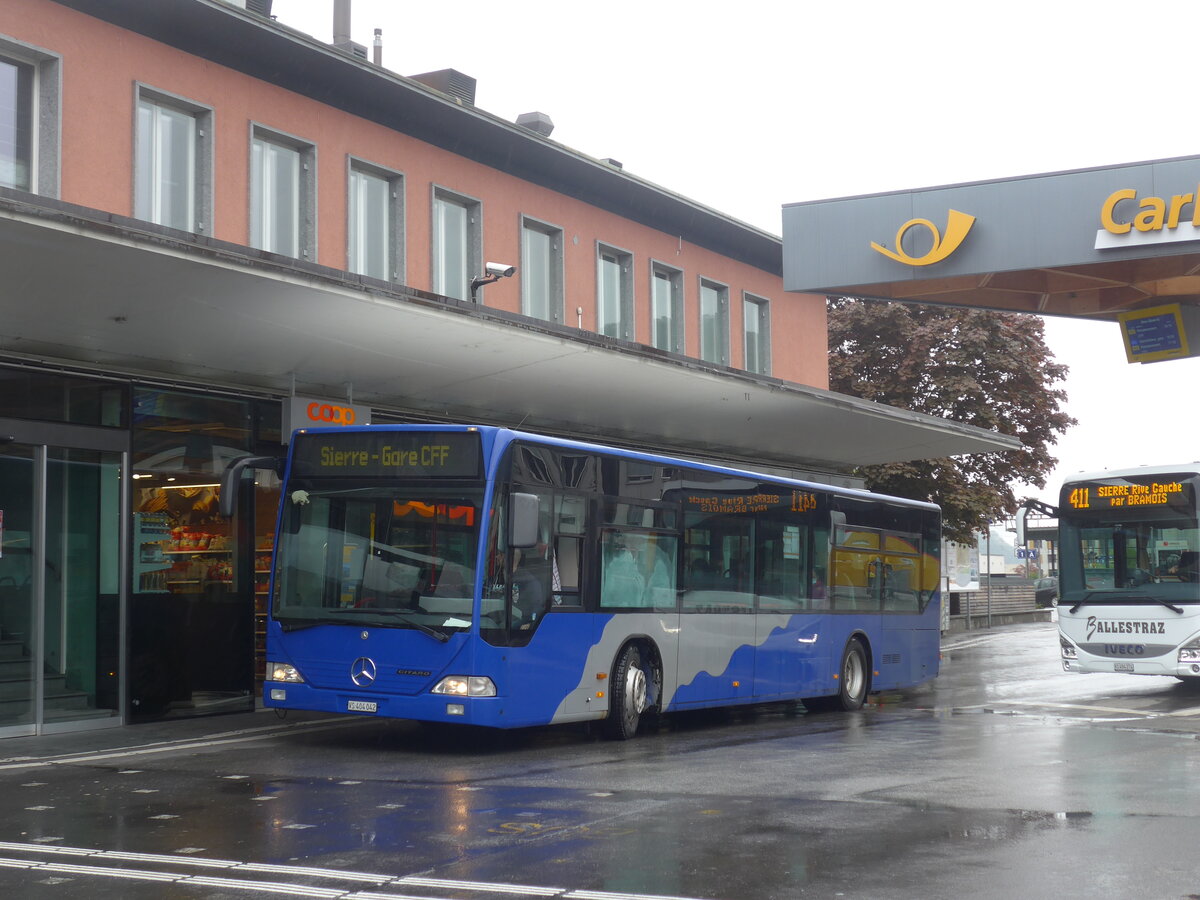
xmin=843 ymin=647 xmax=865 ymax=700
xmin=626 ymin=664 xmax=647 ymax=717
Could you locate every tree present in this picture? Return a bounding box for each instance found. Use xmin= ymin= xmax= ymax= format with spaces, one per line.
xmin=827 ymin=298 xmax=1075 ymax=544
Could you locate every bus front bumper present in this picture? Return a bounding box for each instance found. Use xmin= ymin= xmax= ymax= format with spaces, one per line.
xmin=263 ymin=682 xmax=509 ymax=726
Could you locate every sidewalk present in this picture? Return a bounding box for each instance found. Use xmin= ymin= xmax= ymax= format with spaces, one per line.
xmin=941 ymin=617 xmax=1056 ymax=649
xmin=0 ymin=707 xmax=340 ymax=766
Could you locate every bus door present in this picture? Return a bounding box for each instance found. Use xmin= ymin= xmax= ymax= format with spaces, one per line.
xmin=678 ymin=512 xmax=755 ymax=703
xmin=878 ymin=532 xmax=937 ymax=687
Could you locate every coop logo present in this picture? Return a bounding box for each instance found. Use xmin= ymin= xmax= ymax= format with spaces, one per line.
xmin=870 ymin=209 xmax=976 ymax=267
xmin=1086 ymin=616 xmax=1165 ymax=641
xmin=306 ymin=402 xmax=357 ymax=425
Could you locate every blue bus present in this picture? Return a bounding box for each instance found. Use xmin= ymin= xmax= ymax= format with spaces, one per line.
xmin=224 ymin=425 xmax=941 ymax=739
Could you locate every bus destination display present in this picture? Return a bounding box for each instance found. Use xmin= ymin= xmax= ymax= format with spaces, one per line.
xmin=1063 ymin=477 xmax=1193 ymax=512
xmin=292 ymin=431 xmax=482 ymax=479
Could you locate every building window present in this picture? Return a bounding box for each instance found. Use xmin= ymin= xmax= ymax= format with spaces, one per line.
xmin=348 ymin=159 xmax=403 ymax=282
xmin=699 ymin=278 xmax=729 ymax=365
xmin=0 ymin=55 xmax=32 ymax=191
xmin=250 ymin=125 xmax=315 ymax=259
xmin=135 ymin=87 xmax=212 ymax=233
xmin=0 ymin=39 xmax=60 ymax=196
xmin=432 ymin=187 xmax=481 ymax=301
xmin=597 ymin=243 xmax=633 ymax=339
xmin=521 ymin=216 xmax=563 ymax=323
xmin=650 ymin=262 xmax=683 ymax=353
xmin=743 ymin=293 xmax=771 ymax=375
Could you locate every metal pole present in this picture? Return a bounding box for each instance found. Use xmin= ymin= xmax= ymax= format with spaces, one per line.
xmin=986 ymin=527 xmax=993 ymax=628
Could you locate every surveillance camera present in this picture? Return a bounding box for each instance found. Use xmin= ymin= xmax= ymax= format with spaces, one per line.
xmin=485 ymin=262 xmax=516 ymax=278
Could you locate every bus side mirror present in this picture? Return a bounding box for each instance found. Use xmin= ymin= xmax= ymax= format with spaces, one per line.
xmin=219 ymin=455 xmax=283 ymax=519
xmin=510 ymin=492 xmax=540 ymax=549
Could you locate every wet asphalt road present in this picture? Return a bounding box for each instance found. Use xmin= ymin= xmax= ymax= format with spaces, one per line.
xmin=2 ymin=620 xmax=1200 ymax=899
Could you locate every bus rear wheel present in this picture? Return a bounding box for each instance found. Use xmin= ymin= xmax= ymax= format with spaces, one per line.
xmin=805 ymin=638 xmax=869 ymax=713
xmin=605 ymin=644 xmax=656 ymax=740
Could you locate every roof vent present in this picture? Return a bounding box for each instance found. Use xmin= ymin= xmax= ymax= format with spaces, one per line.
xmin=602 ymin=158 xmax=624 ymax=170
xmin=515 ymin=111 xmax=554 ymax=137
xmin=410 ymin=69 xmax=477 ymax=106
xmin=244 ymin=0 xmax=274 ymax=15
xmin=333 ymin=40 xmax=368 ymax=60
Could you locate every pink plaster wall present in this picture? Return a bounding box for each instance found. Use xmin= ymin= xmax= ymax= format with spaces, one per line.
xmin=3 ymin=0 xmax=829 ymax=389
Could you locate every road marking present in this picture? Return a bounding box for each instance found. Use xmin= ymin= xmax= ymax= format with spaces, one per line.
xmin=0 ymin=841 xmax=721 ymax=900
xmin=399 ymin=875 xmax=563 ymax=895
xmin=977 ymin=700 xmax=1200 ymax=718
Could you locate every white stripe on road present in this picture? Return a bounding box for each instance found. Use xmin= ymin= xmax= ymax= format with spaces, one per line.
xmin=399 ymin=875 xmax=563 ymax=895
xmin=974 ymin=700 xmax=1200 ymax=718
xmin=0 ymin=841 xmax=718 ymax=900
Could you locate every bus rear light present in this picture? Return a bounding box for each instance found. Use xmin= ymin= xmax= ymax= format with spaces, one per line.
xmin=432 ymin=676 xmax=496 ymax=697
xmin=267 ymin=661 xmax=305 ymax=683
xmin=1060 ymin=637 xmax=1077 ymax=660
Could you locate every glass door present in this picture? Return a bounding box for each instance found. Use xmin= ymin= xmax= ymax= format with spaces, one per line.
xmin=43 ymin=448 xmax=123 ymax=727
xmin=0 ymin=441 xmax=36 ymax=733
xmin=0 ymin=424 xmax=126 ymax=737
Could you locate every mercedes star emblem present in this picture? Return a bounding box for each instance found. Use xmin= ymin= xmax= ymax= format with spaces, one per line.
xmin=350 ymin=656 xmax=378 ymax=687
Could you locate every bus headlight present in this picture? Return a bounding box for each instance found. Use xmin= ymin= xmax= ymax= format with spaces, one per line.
xmin=1060 ymin=636 xmax=1077 ymax=660
xmin=267 ymin=661 xmax=305 ymax=683
xmin=431 ymin=676 xmax=497 ymax=697
xmin=1178 ymin=640 xmax=1200 ymax=663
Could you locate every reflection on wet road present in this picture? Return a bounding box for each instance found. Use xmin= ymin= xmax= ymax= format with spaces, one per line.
xmin=3 ymin=622 xmax=1200 ymax=899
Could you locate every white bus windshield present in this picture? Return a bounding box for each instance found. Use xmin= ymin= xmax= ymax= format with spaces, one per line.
xmin=1059 ymin=516 xmax=1200 ymax=607
xmin=272 ymin=485 xmax=483 ymax=635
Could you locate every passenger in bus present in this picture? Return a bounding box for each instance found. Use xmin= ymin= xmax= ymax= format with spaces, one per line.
xmin=811 ymin=567 xmax=827 ymax=600
xmin=602 ymin=544 xmax=645 ymax=607
xmin=642 ymin=545 xmax=676 ymax=607
xmin=1170 ymin=550 xmax=1199 ymax=582
xmin=512 ymin=548 xmax=550 ymax=627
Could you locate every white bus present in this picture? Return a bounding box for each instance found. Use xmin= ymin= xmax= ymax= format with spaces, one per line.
xmin=1053 ymin=465 xmax=1200 ymax=678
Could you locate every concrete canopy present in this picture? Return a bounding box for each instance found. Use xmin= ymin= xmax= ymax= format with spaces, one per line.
xmin=783 ymin=155 xmax=1200 ymax=321
xmin=0 ymin=195 xmax=1018 ymax=473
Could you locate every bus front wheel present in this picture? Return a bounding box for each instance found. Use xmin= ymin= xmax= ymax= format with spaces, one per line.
xmin=605 ymin=644 xmax=656 ymax=740
xmin=805 ymin=638 xmax=869 ymax=713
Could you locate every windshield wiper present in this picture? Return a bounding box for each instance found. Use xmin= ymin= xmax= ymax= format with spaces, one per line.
xmin=276 ymin=616 xmax=323 ymax=632
xmin=1069 ymin=591 xmax=1185 ymax=614
xmin=326 ymin=607 xmax=451 ymax=643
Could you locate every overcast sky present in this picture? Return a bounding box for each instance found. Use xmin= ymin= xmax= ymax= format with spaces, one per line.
xmin=272 ymin=0 xmax=1200 ymax=504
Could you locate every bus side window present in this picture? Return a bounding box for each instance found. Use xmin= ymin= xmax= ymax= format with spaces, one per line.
xmin=756 ymin=518 xmax=805 ymax=613
xmin=600 ymin=530 xmax=645 ymax=608
xmin=553 ymin=535 xmax=582 ymax=607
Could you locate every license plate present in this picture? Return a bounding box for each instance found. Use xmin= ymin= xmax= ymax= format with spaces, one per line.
xmin=1114 ymin=662 xmax=1134 ymax=673
xmin=347 ymin=700 xmax=378 ymax=713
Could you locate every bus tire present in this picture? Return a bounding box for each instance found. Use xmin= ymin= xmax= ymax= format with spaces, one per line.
xmin=605 ymin=644 xmax=654 ymax=740
xmin=804 ymin=637 xmax=869 ymax=713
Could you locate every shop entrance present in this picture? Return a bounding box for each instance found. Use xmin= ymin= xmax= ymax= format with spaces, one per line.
xmin=0 ymin=420 xmax=126 ymax=737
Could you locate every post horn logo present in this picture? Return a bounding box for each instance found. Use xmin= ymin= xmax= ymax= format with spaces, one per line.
xmin=870 ymin=209 xmax=976 ymax=266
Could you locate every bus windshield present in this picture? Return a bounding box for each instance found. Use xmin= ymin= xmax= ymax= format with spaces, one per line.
xmin=272 ymin=483 xmax=484 ymax=634
xmin=1059 ymin=516 xmax=1200 ymax=606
